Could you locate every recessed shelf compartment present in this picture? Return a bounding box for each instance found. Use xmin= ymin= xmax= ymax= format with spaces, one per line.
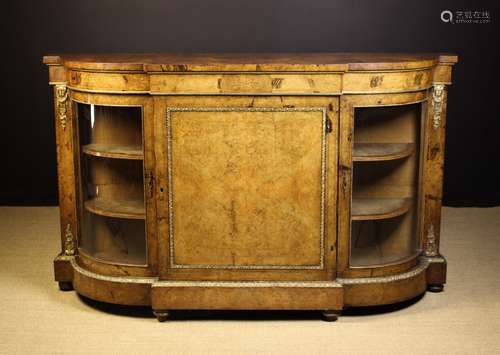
xmin=84 ymin=197 xmax=145 ymax=219
xmin=350 ymin=103 xmax=422 ymax=268
xmin=353 ymin=143 xmax=415 ymax=162
xmin=76 ymin=102 xmax=147 ymax=267
xmin=82 ymin=143 xmax=143 ymax=160
xmin=92 ymin=251 xmax=146 ymax=266
xmin=350 ymin=212 xmax=418 ymax=267
xmin=352 ymin=198 xmax=410 ymax=221
xmin=79 ymin=214 xmax=147 ymax=266
xmin=78 ymin=104 xmax=143 ymax=158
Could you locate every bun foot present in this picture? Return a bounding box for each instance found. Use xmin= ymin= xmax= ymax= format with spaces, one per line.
xmin=428 ymin=284 xmax=444 ymax=293
xmin=58 ymin=281 xmax=73 ymax=291
xmin=321 ymin=310 xmax=340 ymax=322
xmin=153 ymin=310 xmax=170 ymax=322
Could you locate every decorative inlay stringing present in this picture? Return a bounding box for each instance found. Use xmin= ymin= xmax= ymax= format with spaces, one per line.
xmin=337 ymin=258 xmax=429 ymax=285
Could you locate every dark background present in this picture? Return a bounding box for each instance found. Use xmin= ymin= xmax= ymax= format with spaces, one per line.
xmin=2 ymin=0 xmax=499 ymax=206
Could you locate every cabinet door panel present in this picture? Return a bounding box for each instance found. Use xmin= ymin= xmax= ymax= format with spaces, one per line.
xmin=338 ymin=92 xmax=427 ymax=278
xmin=70 ymin=92 xmax=157 ymax=277
xmin=156 ymin=96 xmax=338 ymax=281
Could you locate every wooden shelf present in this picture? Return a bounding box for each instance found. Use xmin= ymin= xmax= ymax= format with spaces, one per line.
xmin=352 ymin=198 xmax=410 ymax=221
xmin=84 ymin=198 xmax=145 ymax=219
xmin=82 ymin=144 xmax=143 ymax=160
xmin=92 ymin=250 xmax=147 ymax=266
xmin=353 ymin=143 xmax=415 ymax=162
xmin=350 ymin=248 xmax=419 ymax=268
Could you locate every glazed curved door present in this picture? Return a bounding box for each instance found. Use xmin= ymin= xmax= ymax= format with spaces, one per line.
xmin=338 ymin=93 xmax=427 ymax=278
xmin=155 ymin=96 xmax=338 ymax=281
xmin=72 ymin=94 xmax=157 ymax=276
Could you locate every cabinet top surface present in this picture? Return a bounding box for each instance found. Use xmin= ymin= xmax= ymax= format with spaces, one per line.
xmin=43 ymin=53 xmax=458 ymax=72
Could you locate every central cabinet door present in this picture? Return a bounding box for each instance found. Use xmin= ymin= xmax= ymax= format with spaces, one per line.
xmin=156 ymin=96 xmax=338 ymax=281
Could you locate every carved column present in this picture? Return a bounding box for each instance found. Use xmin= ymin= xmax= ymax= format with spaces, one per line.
xmin=422 ymin=79 xmax=450 ymax=288
xmin=46 ymin=60 xmax=78 ymax=283
xmin=423 ymin=83 xmax=448 ymax=257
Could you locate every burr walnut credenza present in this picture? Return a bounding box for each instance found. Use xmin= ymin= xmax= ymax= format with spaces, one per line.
xmin=44 ymin=53 xmax=457 ymax=321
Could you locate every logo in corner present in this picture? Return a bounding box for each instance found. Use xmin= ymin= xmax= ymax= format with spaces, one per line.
xmin=441 ymin=10 xmax=454 ymax=23
xmin=441 ymin=9 xmax=491 ymax=24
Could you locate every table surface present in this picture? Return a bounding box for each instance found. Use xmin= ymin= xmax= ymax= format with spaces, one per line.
xmin=43 ymin=53 xmax=458 ymax=72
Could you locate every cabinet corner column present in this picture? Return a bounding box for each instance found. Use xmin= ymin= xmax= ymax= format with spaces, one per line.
xmin=48 ymin=64 xmax=78 ymax=283
xmin=422 ymin=81 xmax=450 ymax=288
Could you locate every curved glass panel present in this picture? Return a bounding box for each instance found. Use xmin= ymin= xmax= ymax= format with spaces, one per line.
xmin=350 ymin=104 xmax=422 ymax=267
xmin=76 ymin=103 xmax=147 ymax=265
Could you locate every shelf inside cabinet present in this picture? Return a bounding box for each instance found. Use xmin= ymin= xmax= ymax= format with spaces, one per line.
xmin=353 ymin=143 xmax=415 ymax=162
xmin=82 ymin=144 xmax=143 ymax=160
xmin=351 ymin=198 xmax=410 ymax=221
xmin=84 ymin=198 xmax=145 ymax=220
xmin=92 ymin=249 xmax=147 ymax=266
xmin=350 ymin=246 xmax=419 ymax=268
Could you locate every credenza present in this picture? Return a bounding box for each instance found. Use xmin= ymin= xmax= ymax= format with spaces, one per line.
xmin=44 ymin=53 xmax=457 ymax=321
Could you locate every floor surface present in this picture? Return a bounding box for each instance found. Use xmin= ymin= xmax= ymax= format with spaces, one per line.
xmin=0 ymin=207 xmax=499 ymax=354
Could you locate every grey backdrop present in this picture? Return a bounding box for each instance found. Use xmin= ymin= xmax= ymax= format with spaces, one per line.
xmin=2 ymin=0 xmax=499 ymax=205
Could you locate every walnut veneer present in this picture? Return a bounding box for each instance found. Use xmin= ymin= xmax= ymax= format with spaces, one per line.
xmin=44 ymin=53 xmax=457 ymax=321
